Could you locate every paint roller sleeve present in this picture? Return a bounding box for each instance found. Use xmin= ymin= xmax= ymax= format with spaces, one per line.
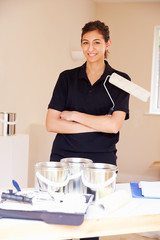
xmin=109 ymin=73 xmax=150 ymax=102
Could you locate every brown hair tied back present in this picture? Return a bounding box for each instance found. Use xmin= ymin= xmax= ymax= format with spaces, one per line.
xmin=81 ymin=20 xmax=110 ymax=42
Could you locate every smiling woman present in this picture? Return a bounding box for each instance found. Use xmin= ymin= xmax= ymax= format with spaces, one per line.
xmin=46 ymin=21 xmax=131 ymax=240
xmin=46 ymin=20 xmax=130 ymax=164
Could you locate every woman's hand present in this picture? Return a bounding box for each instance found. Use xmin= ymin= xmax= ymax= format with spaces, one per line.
xmin=60 ymin=111 xmax=75 ymax=121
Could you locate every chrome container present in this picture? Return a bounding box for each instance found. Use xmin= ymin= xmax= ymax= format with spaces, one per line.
xmin=35 ymin=162 xmax=69 ymax=193
xmin=0 ymin=112 xmax=16 ymax=136
xmin=60 ymin=158 xmax=93 ymax=194
xmin=82 ymin=163 xmax=118 ymax=202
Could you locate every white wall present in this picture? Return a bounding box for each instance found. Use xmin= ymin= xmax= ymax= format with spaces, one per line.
xmin=0 ymin=0 xmax=95 ymax=133
xmin=0 ymin=0 xmax=96 ymax=186
xmin=96 ymin=2 xmax=160 ymax=182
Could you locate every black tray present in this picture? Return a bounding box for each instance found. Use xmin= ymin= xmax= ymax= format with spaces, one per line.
xmin=0 ymin=208 xmax=84 ymax=225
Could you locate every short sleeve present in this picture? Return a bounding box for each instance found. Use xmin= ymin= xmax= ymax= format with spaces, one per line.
xmin=114 ymin=90 xmax=130 ymax=120
xmin=48 ymin=71 xmax=68 ymax=111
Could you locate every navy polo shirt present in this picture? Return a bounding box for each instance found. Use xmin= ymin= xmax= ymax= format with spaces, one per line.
xmin=48 ymin=61 xmax=130 ymax=165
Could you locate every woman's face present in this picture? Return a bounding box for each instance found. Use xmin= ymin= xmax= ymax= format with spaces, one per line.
xmin=81 ymin=30 xmax=110 ymax=63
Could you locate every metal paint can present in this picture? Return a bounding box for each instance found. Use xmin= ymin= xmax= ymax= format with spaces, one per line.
xmin=60 ymin=157 xmax=93 ymax=194
xmin=0 ymin=112 xmax=16 ymax=136
xmin=82 ymin=163 xmax=118 ymax=202
xmin=34 ymin=161 xmax=69 ymax=193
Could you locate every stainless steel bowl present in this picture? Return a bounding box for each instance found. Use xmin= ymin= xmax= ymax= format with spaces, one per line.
xmin=82 ymin=163 xmax=118 ymax=202
xmin=35 ymin=161 xmax=69 ymax=193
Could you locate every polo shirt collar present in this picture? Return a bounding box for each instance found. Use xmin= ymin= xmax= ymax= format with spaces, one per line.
xmin=79 ymin=60 xmax=114 ymax=83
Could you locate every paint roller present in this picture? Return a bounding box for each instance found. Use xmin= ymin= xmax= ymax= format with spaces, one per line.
xmin=109 ymin=72 xmax=150 ymax=102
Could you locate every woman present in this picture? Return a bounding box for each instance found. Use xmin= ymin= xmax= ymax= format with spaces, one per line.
xmin=46 ymin=20 xmax=130 ymax=240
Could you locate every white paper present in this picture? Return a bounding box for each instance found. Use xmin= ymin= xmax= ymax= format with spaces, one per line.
xmin=139 ymin=181 xmax=160 ymax=198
